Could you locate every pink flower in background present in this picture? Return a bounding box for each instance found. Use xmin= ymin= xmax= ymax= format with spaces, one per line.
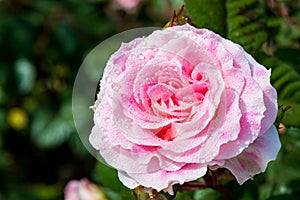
xmin=115 ymin=0 xmax=142 ymax=10
xmin=65 ymin=179 xmax=107 ymax=200
xmin=90 ymin=24 xmax=281 ymax=194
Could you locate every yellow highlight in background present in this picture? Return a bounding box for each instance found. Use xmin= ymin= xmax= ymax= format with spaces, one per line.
xmin=7 ymin=107 xmax=28 ymax=130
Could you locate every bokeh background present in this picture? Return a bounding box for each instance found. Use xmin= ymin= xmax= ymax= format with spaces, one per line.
xmin=0 ymin=0 xmax=300 ymax=199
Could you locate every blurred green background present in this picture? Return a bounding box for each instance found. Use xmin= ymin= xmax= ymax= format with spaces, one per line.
xmin=0 ymin=0 xmax=300 ymax=199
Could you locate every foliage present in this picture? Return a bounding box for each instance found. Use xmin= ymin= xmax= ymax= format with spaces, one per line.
xmin=0 ymin=0 xmax=299 ymax=199
xmin=185 ymin=0 xmax=226 ymax=36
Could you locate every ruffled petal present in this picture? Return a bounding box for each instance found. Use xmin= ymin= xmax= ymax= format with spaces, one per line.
xmin=221 ymin=125 xmax=281 ymax=184
xmin=118 ymin=164 xmax=207 ymax=195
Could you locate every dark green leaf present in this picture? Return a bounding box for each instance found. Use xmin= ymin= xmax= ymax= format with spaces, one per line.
xmin=92 ymin=162 xmax=134 ymax=199
xmin=31 ymin=100 xmax=75 ymax=148
xmin=261 ymin=56 xmax=300 ymax=126
xmin=194 ymin=188 xmax=222 ymax=200
xmin=226 ymin=0 xmax=267 ymax=52
xmin=274 ymin=48 xmax=300 ymax=66
xmin=184 ymin=0 xmax=226 ymax=36
xmin=224 ymin=180 xmax=259 ymax=200
xmin=266 ymin=194 xmax=300 ymax=200
xmin=92 ymin=162 xmax=122 ymax=191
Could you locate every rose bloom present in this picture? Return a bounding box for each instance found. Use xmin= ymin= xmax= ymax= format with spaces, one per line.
xmin=64 ymin=179 xmax=107 ymax=200
xmin=90 ymin=24 xmax=281 ymax=194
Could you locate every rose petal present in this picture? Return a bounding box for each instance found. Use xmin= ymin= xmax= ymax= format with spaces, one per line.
xmin=118 ymin=164 xmax=207 ymax=195
xmin=248 ymin=57 xmax=278 ymax=134
xmin=215 ymin=76 xmax=266 ymax=159
xmin=221 ymin=125 xmax=281 ymax=184
xmin=158 ymin=89 xmax=241 ymax=163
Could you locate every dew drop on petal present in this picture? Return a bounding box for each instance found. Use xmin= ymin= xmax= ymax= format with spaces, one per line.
xmin=112 ymin=83 xmax=121 ymax=91
xmin=106 ymin=77 xmax=112 ymax=83
xmin=96 ymin=111 xmax=100 ymax=117
xmin=138 ymin=54 xmax=145 ymax=60
xmin=101 ymin=127 xmax=109 ymax=135
xmin=114 ymin=69 xmax=121 ymax=75
xmin=102 ymin=136 xmax=109 ymax=143
xmin=124 ymin=123 xmax=131 ymax=129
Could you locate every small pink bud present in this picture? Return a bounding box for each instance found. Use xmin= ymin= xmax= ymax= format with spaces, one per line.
xmin=64 ymin=178 xmax=107 ymax=200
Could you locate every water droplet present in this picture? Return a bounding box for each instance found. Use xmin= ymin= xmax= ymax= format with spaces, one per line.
xmin=111 ymin=83 xmax=121 ymax=91
xmin=138 ymin=54 xmax=145 ymax=60
xmin=96 ymin=111 xmax=100 ymax=117
xmin=101 ymin=127 xmax=109 ymax=135
xmin=104 ymin=117 xmax=110 ymax=122
xmin=106 ymin=77 xmax=112 ymax=83
xmin=124 ymin=123 xmax=130 ymax=129
xmin=102 ymin=100 xmax=108 ymax=105
xmin=102 ymin=136 xmax=109 ymax=143
xmin=114 ymin=69 xmax=120 ymax=75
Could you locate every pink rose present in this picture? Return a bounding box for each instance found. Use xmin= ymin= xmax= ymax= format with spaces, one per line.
xmin=64 ymin=179 xmax=107 ymax=200
xmin=90 ymin=24 xmax=281 ymax=194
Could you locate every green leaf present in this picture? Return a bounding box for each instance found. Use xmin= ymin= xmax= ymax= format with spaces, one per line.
xmin=267 ymin=195 xmax=300 ymax=200
xmin=92 ymin=162 xmax=134 ymax=199
xmin=278 ymin=101 xmax=300 ymax=126
xmin=261 ymin=56 xmax=300 ymax=126
xmin=93 ymin=162 xmax=122 ymax=191
xmin=184 ymin=0 xmax=226 ymax=36
xmin=194 ymin=188 xmax=221 ymax=200
xmin=226 ymin=0 xmax=267 ymax=52
xmin=31 ymin=100 xmax=75 ymax=149
xmin=184 ymin=0 xmax=267 ymax=52
xmin=274 ymin=48 xmax=300 ymax=66
xmin=173 ymin=191 xmax=193 ymax=200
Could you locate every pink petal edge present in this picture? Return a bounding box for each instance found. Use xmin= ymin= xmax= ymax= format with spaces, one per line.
xmin=221 ymin=125 xmax=281 ymax=184
xmin=118 ymin=164 xmax=207 ymax=195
